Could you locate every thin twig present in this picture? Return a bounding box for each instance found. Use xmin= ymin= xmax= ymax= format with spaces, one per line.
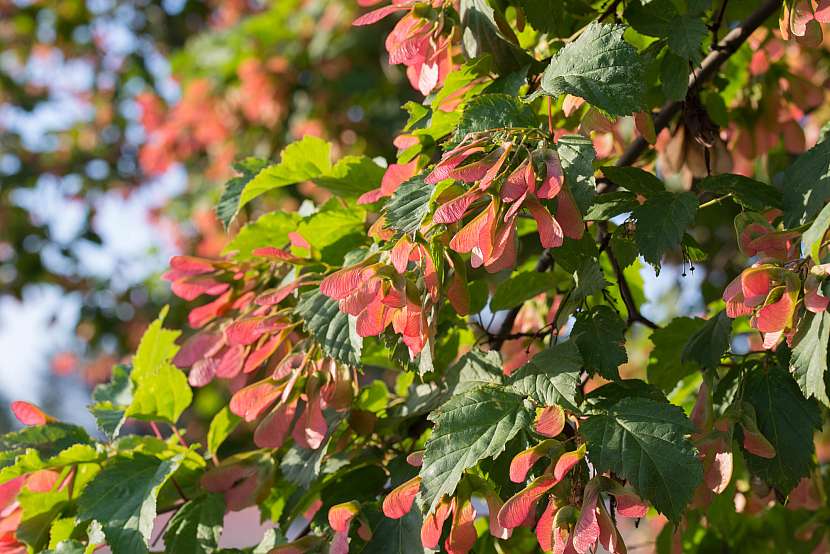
xmin=605 ymin=233 xmax=658 ymax=329
xmin=710 ymin=0 xmax=730 ymax=47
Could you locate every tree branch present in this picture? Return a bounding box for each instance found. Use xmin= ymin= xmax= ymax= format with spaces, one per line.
xmin=492 ymin=0 xmax=782 ymax=344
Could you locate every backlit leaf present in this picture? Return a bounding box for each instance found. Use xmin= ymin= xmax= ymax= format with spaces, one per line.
xmin=581 ymin=396 xmax=702 ymax=522
xmin=531 ymin=23 xmax=646 ymax=116
xmin=77 ymin=453 xmax=183 ymax=554
xmin=419 ymin=384 xmax=533 ymax=513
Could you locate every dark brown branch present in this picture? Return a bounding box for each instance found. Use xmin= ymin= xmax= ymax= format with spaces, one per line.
xmin=605 ymin=237 xmax=658 ymax=329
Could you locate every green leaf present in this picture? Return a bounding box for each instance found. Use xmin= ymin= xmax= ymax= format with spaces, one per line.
xmin=581 ymin=396 xmax=702 ymax=522
xmin=314 ymin=155 xmax=384 ymax=198
xmin=280 ymin=444 xmax=326 ymax=488
xmin=667 ymin=15 xmax=707 ymax=62
xmin=633 ymin=191 xmax=698 ymax=270
xmin=508 ymin=341 xmax=582 ymax=409
xmin=681 ymin=311 xmax=731 ymax=370
xmin=77 ymin=453 xmax=183 ymax=554
xmin=238 ymin=136 xmax=332 ymax=210
xmin=790 ymin=311 xmax=830 ymax=407
xmin=742 ymin=366 xmax=821 ymax=492
xmin=572 ymin=257 xmax=608 ymax=301
xmin=802 ymin=202 xmax=830 ymax=264
xmin=0 ymin=424 xmax=92 ymax=469
xmin=224 ymin=211 xmax=301 ymax=261
xmin=453 ymin=94 xmax=537 ymax=140
xmin=448 ymin=349 xmax=504 ymax=394
xmin=216 ymin=158 xmax=269 ymax=228
xmin=698 ymin=174 xmax=782 ymax=211
xmin=419 ymin=385 xmax=533 ymax=513
xmin=127 ymin=307 xmax=192 ymax=424
xmin=0 ymin=444 xmax=102 ymax=483
xmin=627 ymin=0 xmax=705 ymax=62
xmin=459 ymin=0 xmax=531 ymax=74
xmin=296 ymin=288 xmax=362 ymax=366
xmin=383 ymin=176 xmax=432 ymax=234
xmin=601 ymin=166 xmax=665 ymax=197
xmin=362 ymin=508 xmax=425 ymax=554
xmin=531 ymin=22 xmax=646 ymax=116
xmin=294 ymin=204 xmax=366 ymax=264
xmin=206 ymin=407 xmax=241 ymax=457
xmin=782 ymin=136 xmax=830 ymax=226
xmin=43 ymin=540 xmax=85 ymax=554
xmin=572 ymin=306 xmax=627 ymax=380
xmin=90 ymin=364 xmax=133 ymax=440
xmin=490 ymin=271 xmax=557 ymax=311
xmin=660 ymin=51 xmax=689 ymax=101
xmin=557 ymin=134 xmax=596 ymax=211
xmin=163 ymin=494 xmax=225 ymax=554
xmin=647 ymin=317 xmax=706 ymax=391
xmin=584 ymin=191 xmax=638 ymax=221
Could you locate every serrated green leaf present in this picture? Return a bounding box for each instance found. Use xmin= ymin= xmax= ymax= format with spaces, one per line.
xmin=490 ymin=271 xmax=556 ymax=311
xmin=44 ymin=540 xmax=85 ymax=554
xmin=581 ymin=396 xmax=702 ymax=521
xmin=0 ymin=444 xmax=102 ymax=484
xmin=216 ymin=158 xmax=269 ymax=227
xmin=453 ymin=93 xmax=537 ymax=141
xmin=459 ymin=0 xmax=531 ymax=74
xmin=667 ymin=14 xmax=707 ymax=62
xmin=419 ymin=385 xmax=532 ymax=513
xmin=383 ymin=176 xmax=432 ymax=234
xmin=0 ymin=424 xmax=92 ymax=470
xmin=572 ymin=257 xmax=608 ymax=301
xmin=127 ymin=307 xmax=192 ymax=424
xmin=362 ymin=508 xmax=425 ymax=554
xmin=802 ymin=202 xmax=830 ymax=264
xmin=660 ymin=51 xmax=689 ymax=101
xmin=633 ymin=191 xmax=698 ymax=270
xmin=648 ymin=317 xmax=706 ymax=391
xmin=508 ymin=341 xmax=582 ymax=409
xmin=314 ymin=155 xmax=384 ymax=197
xmin=163 ymin=494 xmax=225 ymax=554
xmin=557 ymin=134 xmax=596 ymax=211
xmin=531 ymin=23 xmax=646 ymax=116
xmin=448 ymin=349 xmax=504 ymax=394
xmin=782 ymin=137 xmax=830 ymax=226
xmin=206 ymin=407 xmax=241 ymax=457
xmin=295 ymin=204 xmax=366 ymax=264
xmin=296 ymin=289 xmax=362 ymax=366
xmin=223 ymin=211 xmax=301 ymax=261
xmin=601 ymin=166 xmax=665 ymax=197
xmin=698 ymin=174 xmax=783 ymax=212
xmin=280 ymin=444 xmax=326 ymax=488
xmin=238 ymin=136 xmax=332 ymax=210
xmin=584 ymin=191 xmax=638 ymax=221
xmin=90 ymin=364 xmax=133 ymax=440
xmin=627 ymin=0 xmax=705 ymax=62
xmin=572 ymin=306 xmax=627 ymax=380
xmin=77 ymin=453 xmax=183 ymax=554
xmin=682 ymin=311 xmax=731 ymax=370
xmin=742 ymin=366 xmax=821 ymax=492
xmin=790 ymin=311 xmax=830 ymax=407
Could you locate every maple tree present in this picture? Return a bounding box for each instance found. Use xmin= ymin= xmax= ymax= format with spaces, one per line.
xmin=5 ymin=0 xmax=830 ymax=553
